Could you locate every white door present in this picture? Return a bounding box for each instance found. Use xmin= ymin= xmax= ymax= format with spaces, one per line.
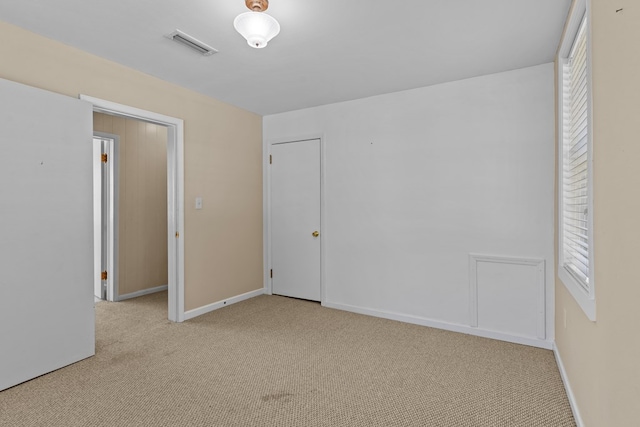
xmin=93 ymin=137 xmax=106 ymax=300
xmin=270 ymin=139 xmax=321 ymax=301
xmin=0 ymin=78 xmax=95 ymax=391
xmin=93 ymin=135 xmax=117 ymax=302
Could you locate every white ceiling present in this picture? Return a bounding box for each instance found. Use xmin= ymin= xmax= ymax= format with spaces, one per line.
xmin=0 ymin=0 xmax=570 ymax=116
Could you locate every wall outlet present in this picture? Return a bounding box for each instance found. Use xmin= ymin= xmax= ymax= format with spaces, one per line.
xmin=195 ymin=197 xmax=203 ymax=210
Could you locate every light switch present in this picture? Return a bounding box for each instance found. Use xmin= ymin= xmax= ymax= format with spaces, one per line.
xmin=195 ymin=197 xmax=203 ymax=210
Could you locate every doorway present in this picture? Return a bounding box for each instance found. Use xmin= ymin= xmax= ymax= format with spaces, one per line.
xmin=83 ymin=95 xmax=185 ymax=322
xmin=268 ymin=138 xmax=322 ymax=301
xmin=93 ymin=114 xmax=169 ymax=303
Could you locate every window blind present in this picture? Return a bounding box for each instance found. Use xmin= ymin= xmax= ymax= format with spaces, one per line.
xmin=562 ymin=16 xmax=590 ymax=291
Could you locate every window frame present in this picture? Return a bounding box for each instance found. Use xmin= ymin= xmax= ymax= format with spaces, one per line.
xmin=557 ymin=0 xmax=596 ymax=321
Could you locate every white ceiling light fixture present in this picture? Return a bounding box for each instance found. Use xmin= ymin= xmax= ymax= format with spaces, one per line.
xmin=234 ymin=0 xmax=280 ymax=49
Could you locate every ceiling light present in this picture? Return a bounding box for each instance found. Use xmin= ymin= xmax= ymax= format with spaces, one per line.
xmin=234 ymin=0 xmax=280 ymax=49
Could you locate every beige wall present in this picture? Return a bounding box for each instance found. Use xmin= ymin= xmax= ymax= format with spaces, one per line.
xmin=94 ymin=113 xmax=169 ymax=296
xmin=555 ymin=2 xmax=640 ymax=426
xmin=0 ymin=21 xmax=263 ymax=311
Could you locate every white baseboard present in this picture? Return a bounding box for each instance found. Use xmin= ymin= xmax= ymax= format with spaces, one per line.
xmin=322 ymin=301 xmax=553 ymax=350
xmin=184 ymin=288 xmax=265 ymax=321
xmin=553 ymin=343 xmax=584 ymax=427
xmin=117 ymin=285 xmax=168 ymax=301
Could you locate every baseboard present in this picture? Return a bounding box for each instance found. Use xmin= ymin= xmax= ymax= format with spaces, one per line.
xmin=184 ymin=289 xmax=265 ymax=321
xmin=117 ymin=285 xmax=168 ymax=301
xmin=322 ymin=301 xmax=553 ymax=350
xmin=553 ymin=343 xmax=584 ymax=427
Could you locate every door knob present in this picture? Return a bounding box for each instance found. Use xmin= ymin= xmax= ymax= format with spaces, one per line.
xmin=312 ymin=231 xmax=320 ymax=237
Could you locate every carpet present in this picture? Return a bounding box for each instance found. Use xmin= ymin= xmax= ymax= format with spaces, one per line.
xmin=0 ymin=292 xmax=575 ymax=426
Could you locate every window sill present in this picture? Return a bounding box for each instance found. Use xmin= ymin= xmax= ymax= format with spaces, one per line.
xmin=558 ymin=267 xmax=596 ymax=321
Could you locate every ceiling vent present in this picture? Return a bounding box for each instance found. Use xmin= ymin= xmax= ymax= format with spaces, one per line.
xmin=165 ymin=30 xmax=218 ymax=56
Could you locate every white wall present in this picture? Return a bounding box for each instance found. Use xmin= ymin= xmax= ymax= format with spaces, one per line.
xmin=264 ymin=63 xmax=555 ymax=346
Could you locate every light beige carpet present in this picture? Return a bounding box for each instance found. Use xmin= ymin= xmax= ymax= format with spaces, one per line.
xmin=0 ymin=292 xmax=575 ymax=426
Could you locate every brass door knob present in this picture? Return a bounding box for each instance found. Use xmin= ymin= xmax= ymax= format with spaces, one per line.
xmin=312 ymin=231 xmax=320 ymax=237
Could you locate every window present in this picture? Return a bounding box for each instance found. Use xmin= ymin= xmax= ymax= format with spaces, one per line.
xmin=558 ymin=0 xmax=595 ymax=321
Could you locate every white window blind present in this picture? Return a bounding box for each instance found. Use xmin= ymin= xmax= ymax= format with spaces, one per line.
xmin=562 ymin=16 xmax=590 ymax=291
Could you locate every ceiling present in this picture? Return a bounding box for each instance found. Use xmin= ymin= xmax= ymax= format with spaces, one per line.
xmin=0 ymin=0 xmax=571 ymax=116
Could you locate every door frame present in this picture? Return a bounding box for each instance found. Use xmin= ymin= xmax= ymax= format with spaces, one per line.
xmin=82 ymin=95 xmax=185 ymax=322
xmin=93 ymin=132 xmax=119 ymax=302
xmin=264 ymin=135 xmax=326 ymax=303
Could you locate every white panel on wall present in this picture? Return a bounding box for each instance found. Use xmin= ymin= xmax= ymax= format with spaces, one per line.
xmin=469 ymin=254 xmax=545 ymax=340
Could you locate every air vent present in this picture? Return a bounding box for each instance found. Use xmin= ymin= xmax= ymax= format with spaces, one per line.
xmin=165 ymin=30 xmax=218 ymax=56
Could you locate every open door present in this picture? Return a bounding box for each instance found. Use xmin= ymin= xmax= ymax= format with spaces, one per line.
xmin=93 ymin=137 xmax=106 ymax=300
xmin=0 ymin=78 xmax=95 ymax=391
xmin=93 ymin=134 xmax=117 ymax=302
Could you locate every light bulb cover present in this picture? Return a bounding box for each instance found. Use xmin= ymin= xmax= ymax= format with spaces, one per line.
xmin=233 ymin=11 xmax=280 ymax=48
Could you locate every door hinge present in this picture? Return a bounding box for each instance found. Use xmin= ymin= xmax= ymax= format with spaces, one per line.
xmin=101 ymin=270 xmax=108 ymax=281
xmin=270 ymin=269 xmax=273 ymax=278
xmin=176 ymin=232 xmax=179 ymax=238
xmin=269 ymin=154 xmax=272 ymax=164
xmin=101 ymin=153 xmax=108 ymax=163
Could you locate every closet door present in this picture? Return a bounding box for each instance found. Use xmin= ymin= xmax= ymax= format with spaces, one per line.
xmin=270 ymin=139 xmax=321 ymax=301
